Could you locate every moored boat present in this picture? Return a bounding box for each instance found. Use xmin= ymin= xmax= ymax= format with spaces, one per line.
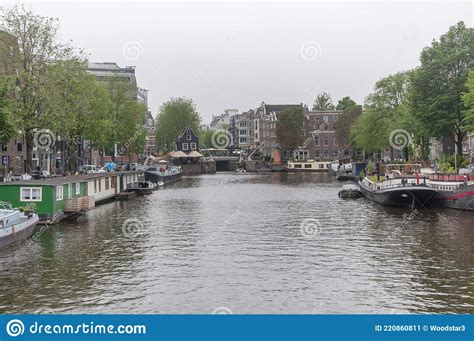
xmin=428 ymin=174 xmax=474 ymax=211
xmin=359 ymin=177 xmax=438 ymax=208
xmin=0 ymin=202 xmax=39 ymax=248
xmin=285 ymin=160 xmax=331 ymax=172
xmin=338 ymin=184 xmax=363 ymax=198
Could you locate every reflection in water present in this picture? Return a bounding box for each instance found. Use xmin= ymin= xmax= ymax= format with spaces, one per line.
xmin=0 ymin=173 xmax=472 ymax=313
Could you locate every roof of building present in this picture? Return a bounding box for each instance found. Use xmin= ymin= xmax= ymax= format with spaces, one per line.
xmin=0 ymin=171 xmax=143 ymax=186
xmin=177 ymin=126 xmax=197 ymax=140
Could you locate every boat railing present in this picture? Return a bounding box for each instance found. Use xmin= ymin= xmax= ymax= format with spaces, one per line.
xmin=362 ymin=177 xmax=430 ymax=191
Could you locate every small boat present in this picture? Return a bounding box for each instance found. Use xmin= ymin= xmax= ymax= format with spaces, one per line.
xmin=338 ymin=184 xmax=363 ymax=198
xmin=235 ymin=168 xmax=247 ymax=173
xmin=285 ymin=160 xmax=331 ymax=172
xmin=0 ymin=202 xmax=39 ymax=248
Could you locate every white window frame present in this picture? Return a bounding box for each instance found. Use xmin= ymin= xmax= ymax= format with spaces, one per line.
xmin=56 ymin=186 xmax=64 ymax=201
xmin=190 ymin=142 xmax=197 ymax=150
xmin=68 ymin=184 xmax=72 ymax=199
xmin=182 ymin=143 xmax=189 ymax=150
xmin=75 ymin=183 xmax=80 ymax=195
xmin=20 ymin=187 xmax=42 ymax=202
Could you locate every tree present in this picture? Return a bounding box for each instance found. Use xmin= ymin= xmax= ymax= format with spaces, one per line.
xmin=336 ymin=96 xmax=357 ymax=111
xmin=462 ymin=70 xmax=474 ymax=132
xmin=155 ymin=97 xmax=201 ymax=151
xmin=410 ymin=21 xmax=474 ymax=156
xmin=335 ymin=104 xmax=362 ymax=149
xmin=1 ymin=4 xmax=81 ymax=171
xmin=0 ymin=79 xmax=16 ymax=144
xmin=199 ymin=129 xmax=215 ymax=149
xmin=312 ymin=92 xmax=335 ymax=111
xmin=275 ymin=107 xmax=305 ymax=156
xmin=352 ymin=71 xmax=417 ymax=159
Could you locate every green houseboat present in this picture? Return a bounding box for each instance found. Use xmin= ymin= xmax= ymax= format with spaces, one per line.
xmin=0 ymin=171 xmax=143 ymax=223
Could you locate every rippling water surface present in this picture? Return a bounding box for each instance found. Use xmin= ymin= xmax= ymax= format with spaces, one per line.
xmin=0 ymin=172 xmax=473 ymax=314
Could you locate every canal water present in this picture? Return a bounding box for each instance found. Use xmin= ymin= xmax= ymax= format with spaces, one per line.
xmin=0 ymin=173 xmax=473 ymax=314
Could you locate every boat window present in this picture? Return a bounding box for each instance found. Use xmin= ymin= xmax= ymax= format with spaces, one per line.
xmin=56 ymin=186 xmax=63 ymax=201
xmin=319 ymin=164 xmax=324 ymax=168
xmin=304 ymin=164 xmax=312 ymax=169
xmin=294 ymin=164 xmax=302 ymax=168
xmin=20 ymin=187 xmax=42 ymax=202
xmin=76 ymin=183 xmax=80 ymax=195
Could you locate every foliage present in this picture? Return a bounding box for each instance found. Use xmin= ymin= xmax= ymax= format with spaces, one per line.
xmin=275 ymin=107 xmax=305 ymax=150
xmin=410 ymin=21 xmax=474 ymax=155
xmin=462 ymin=70 xmax=474 ymax=132
xmin=336 ymin=96 xmax=357 ymax=111
xmin=312 ymin=92 xmax=335 ymax=111
xmin=0 ymin=79 xmax=16 ymax=144
xmin=155 ymin=97 xmax=201 ymax=151
xmin=335 ymin=104 xmax=362 ymax=148
xmin=199 ymin=129 xmax=215 ymax=149
xmin=1 ymin=4 xmax=84 ymax=171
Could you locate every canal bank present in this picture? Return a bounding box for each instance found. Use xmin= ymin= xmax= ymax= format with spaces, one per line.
xmin=0 ymin=172 xmax=472 ymax=314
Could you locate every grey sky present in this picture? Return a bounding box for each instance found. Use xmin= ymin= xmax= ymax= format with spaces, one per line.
xmin=23 ymin=1 xmax=474 ymax=123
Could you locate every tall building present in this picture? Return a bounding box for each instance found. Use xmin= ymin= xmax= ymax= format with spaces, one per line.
xmin=88 ymin=62 xmax=138 ymax=98
xmin=229 ymin=110 xmax=254 ymax=150
xmin=145 ymin=111 xmax=157 ymax=155
xmin=210 ymin=109 xmax=236 ymax=130
xmin=254 ymin=102 xmax=307 ymax=158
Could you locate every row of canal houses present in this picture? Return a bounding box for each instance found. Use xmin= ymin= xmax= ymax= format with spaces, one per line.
xmin=0 ymin=171 xmax=143 ymax=223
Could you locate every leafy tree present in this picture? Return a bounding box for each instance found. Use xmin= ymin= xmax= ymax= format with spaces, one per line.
xmin=352 ymin=71 xmax=417 ymax=159
xmin=462 ymin=70 xmax=474 ymax=132
xmin=336 ymin=96 xmax=357 ymax=111
xmin=335 ymin=104 xmax=362 ymax=149
xmin=0 ymin=79 xmax=16 ymax=144
xmin=410 ymin=21 xmax=474 ymax=156
xmin=155 ymin=97 xmax=201 ymax=151
xmin=199 ymin=129 xmax=215 ymax=149
xmin=312 ymin=92 xmax=335 ymax=111
xmin=1 ymin=4 xmax=82 ymax=171
xmin=275 ymin=107 xmax=305 ymax=155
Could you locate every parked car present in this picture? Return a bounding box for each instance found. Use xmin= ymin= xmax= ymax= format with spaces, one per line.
xmin=79 ymin=165 xmax=98 ymax=175
xmin=32 ymin=170 xmax=51 ymax=180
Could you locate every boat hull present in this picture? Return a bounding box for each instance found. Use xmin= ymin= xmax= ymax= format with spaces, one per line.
xmin=432 ymin=185 xmax=474 ymax=211
xmin=359 ymin=184 xmax=437 ymax=208
xmin=284 ymin=167 xmax=328 ymax=173
xmin=0 ymin=214 xmax=39 ymax=248
xmin=144 ymin=171 xmax=182 ymax=184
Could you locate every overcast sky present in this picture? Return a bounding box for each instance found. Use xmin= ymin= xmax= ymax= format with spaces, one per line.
xmin=16 ymin=1 xmax=474 ymax=123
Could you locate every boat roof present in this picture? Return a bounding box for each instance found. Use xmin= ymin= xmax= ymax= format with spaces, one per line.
xmin=0 ymin=171 xmax=143 ymax=186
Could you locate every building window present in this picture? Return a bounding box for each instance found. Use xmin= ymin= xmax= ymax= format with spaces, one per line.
xmin=190 ymin=142 xmax=197 ymax=150
xmin=314 ymin=136 xmax=319 ymax=146
xmin=323 ymin=116 xmax=329 ymax=123
xmin=315 ymin=150 xmax=320 ymax=158
xmin=333 ymin=150 xmax=339 ymax=158
xmin=182 ymin=143 xmax=189 ymax=150
xmin=17 ymin=143 xmax=22 ymax=152
xmin=323 ymin=137 xmax=329 ymax=146
xmin=56 ymin=186 xmax=63 ymax=201
xmin=323 ymin=150 xmax=329 ymax=158
xmin=187 ymin=134 xmax=191 ymax=140
xmin=76 ymin=183 xmax=80 ymax=195
xmin=1 ymin=144 xmax=7 ymax=152
xmin=20 ymin=187 xmax=42 ymax=202
xmin=334 ymin=137 xmax=338 ymax=146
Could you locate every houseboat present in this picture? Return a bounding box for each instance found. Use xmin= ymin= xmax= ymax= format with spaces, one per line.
xmin=0 ymin=201 xmax=39 ymax=248
xmin=0 ymin=171 xmax=143 ymax=222
xmin=359 ymin=176 xmax=438 ymax=208
xmin=428 ymin=174 xmax=474 ymax=211
xmin=285 ymin=160 xmax=331 ymax=172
